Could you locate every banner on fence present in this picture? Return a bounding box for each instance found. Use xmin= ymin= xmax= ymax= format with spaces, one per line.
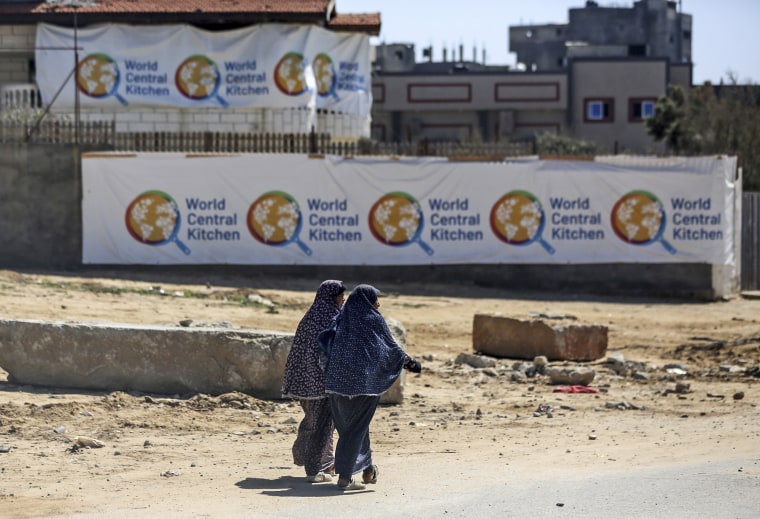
xmin=81 ymin=154 xmax=738 ymax=266
xmin=35 ymin=23 xmax=371 ymax=118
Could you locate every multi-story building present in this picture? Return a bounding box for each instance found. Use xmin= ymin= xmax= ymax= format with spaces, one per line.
xmin=1 ymin=0 xmax=695 ymax=153
xmin=0 ymin=0 xmax=379 ymax=138
xmin=371 ymin=0 xmax=693 ymax=153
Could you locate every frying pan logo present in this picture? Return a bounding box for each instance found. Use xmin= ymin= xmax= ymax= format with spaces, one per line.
xmin=611 ymin=190 xmax=677 ymax=254
xmin=313 ymin=53 xmax=338 ymax=100
xmin=368 ymin=192 xmax=434 ymax=256
xmin=77 ymin=53 xmax=128 ymax=106
xmin=125 ymin=190 xmax=191 ymax=255
xmin=274 ymin=52 xmax=308 ymax=96
xmin=247 ymin=191 xmax=313 ymax=256
xmin=175 ymin=55 xmax=229 ymax=107
xmin=490 ymin=190 xmax=555 ymax=254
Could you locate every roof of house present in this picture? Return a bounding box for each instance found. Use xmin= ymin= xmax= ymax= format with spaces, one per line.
xmin=0 ymin=0 xmax=381 ymax=35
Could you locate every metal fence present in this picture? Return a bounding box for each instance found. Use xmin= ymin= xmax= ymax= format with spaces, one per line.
xmin=0 ymin=120 xmax=534 ymax=157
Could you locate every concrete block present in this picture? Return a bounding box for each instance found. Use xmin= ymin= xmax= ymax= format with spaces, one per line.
xmin=0 ymin=319 xmax=292 ymax=399
xmin=0 ymin=317 xmax=408 ymax=403
xmin=472 ymin=314 xmax=608 ymax=361
xmin=382 ymin=318 xmax=407 ymax=405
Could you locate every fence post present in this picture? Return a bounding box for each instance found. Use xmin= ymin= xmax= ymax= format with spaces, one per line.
xmin=309 ymin=126 xmax=317 ymax=154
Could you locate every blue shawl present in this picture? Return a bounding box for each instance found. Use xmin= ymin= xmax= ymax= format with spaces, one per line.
xmin=325 ymin=284 xmax=405 ymax=397
xmin=282 ymin=280 xmax=345 ymax=399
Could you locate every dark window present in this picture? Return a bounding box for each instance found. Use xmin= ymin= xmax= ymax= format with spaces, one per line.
xmin=683 ymin=30 xmax=691 ymax=39
xmin=629 ymin=98 xmax=657 ymax=122
xmin=584 ymin=98 xmax=614 ymax=123
xmin=628 ymin=45 xmax=646 ymax=57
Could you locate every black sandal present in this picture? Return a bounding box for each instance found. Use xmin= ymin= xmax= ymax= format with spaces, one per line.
xmin=362 ymin=464 xmax=379 ymax=484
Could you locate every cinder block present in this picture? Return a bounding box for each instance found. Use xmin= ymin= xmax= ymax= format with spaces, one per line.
xmin=472 ymin=314 xmax=607 ymax=361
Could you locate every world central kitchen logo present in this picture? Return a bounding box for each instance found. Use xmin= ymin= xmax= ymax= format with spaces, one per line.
xmin=489 ymin=190 xmax=556 ymax=254
xmin=125 ymin=193 xmax=242 ymax=254
xmin=175 ymin=55 xmax=229 ymax=107
xmin=247 ymin=191 xmax=313 ymax=255
xmin=611 ymin=190 xmax=677 ymax=254
xmin=77 ymin=53 xmax=128 ymax=105
xmin=368 ymin=192 xmax=434 ymax=256
xmin=125 ymin=190 xmax=191 ymax=254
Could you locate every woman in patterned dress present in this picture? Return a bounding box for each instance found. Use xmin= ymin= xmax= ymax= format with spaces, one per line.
xmin=282 ymin=279 xmax=347 ymax=483
xmin=324 ymin=284 xmax=422 ymax=490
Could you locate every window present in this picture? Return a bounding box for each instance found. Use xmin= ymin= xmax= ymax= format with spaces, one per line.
xmin=584 ymin=98 xmax=614 ymax=123
xmin=629 ymin=98 xmax=657 ymax=122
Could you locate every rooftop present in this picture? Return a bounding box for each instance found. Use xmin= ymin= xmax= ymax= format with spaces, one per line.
xmin=0 ymin=0 xmax=381 ymax=34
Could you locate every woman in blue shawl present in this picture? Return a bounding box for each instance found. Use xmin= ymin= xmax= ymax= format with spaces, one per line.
xmin=282 ymin=280 xmax=347 ymax=483
xmin=325 ymin=284 xmax=422 ymax=490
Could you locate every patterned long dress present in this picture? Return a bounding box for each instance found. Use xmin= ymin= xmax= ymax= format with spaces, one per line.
xmin=282 ymin=279 xmax=346 ymax=476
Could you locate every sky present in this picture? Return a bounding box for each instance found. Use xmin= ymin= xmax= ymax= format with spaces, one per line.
xmin=337 ymin=0 xmax=759 ymax=84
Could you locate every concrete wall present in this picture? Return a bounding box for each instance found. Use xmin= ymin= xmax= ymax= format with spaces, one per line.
xmin=0 ymin=142 xmax=727 ymax=299
xmin=0 ymin=143 xmax=82 ymax=267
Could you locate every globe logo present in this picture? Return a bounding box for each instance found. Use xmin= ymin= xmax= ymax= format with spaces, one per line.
xmin=77 ymin=53 xmax=128 ymax=105
xmin=274 ymin=52 xmax=308 ymax=96
xmin=125 ymin=191 xmax=191 ymax=255
xmin=175 ymin=55 xmax=229 ymax=107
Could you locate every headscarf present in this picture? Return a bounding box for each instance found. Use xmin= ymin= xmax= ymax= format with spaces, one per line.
xmin=325 ymin=284 xmax=406 ymax=397
xmin=282 ymin=279 xmax=346 ymax=399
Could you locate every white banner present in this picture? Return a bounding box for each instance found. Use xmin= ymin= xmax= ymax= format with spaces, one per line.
xmin=35 ymin=23 xmax=371 ymax=116
xmin=82 ymin=154 xmax=737 ymax=266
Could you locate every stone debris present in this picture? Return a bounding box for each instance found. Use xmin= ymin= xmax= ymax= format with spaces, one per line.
xmin=604 ymin=401 xmax=643 ymax=411
xmin=546 ymin=366 xmax=595 ymax=386
xmin=533 ymin=404 xmax=554 ymax=417
xmin=247 ymin=294 xmax=275 ymax=308
xmin=73 ymin=436 xmax=104 ymax=448
xmin=454 ymin=352 xmax=496 ymax=369
xmin=527 ymin=311 xmax=578 ymax=321
xmin=675 ymin=381 xmax=691 ymax=394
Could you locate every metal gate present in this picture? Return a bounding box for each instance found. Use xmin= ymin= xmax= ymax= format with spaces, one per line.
xmin=742 ymin=192 xmax=760 ymax=290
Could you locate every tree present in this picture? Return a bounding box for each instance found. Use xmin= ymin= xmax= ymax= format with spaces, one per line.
xmin=646 ymin=84 xmax=697 ymax=153
xmin=647 ymin=81 xmax=760 ymax=191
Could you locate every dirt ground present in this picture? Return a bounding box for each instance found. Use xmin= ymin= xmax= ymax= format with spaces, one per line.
xmin=0 ymin=268 xmax=759 ymax=518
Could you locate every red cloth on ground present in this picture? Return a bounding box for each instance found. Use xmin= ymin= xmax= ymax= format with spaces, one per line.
xmin=552 ymin=385 xmax=600 ymax=393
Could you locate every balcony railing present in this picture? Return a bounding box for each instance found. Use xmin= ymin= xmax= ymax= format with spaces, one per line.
xmin=0 ymin=83 xmax=43 ymax=111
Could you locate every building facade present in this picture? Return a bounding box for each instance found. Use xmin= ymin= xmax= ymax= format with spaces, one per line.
xmin=371 ymin=0 xmax=693 ymax=153
xmin=0 ymin=0 xmax=379 ymax=138
xmin=1 ymin=1 xmax=695 ymax=153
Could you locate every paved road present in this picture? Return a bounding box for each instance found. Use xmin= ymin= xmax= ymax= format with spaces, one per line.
xmin=62 ymin=457 xmax=759 ymax=519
